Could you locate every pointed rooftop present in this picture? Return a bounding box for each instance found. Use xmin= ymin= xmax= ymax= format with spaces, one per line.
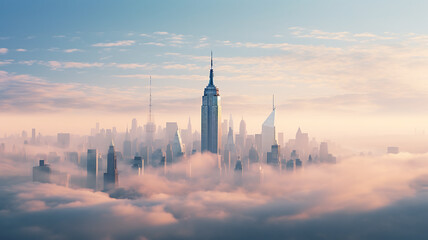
xmin=262 ymin=109 xmax=275 ymax=128
xmin=173 ymin=130 xmax=184 ymax=154
xmin=204 ymin=51 xmax=219 ymax=96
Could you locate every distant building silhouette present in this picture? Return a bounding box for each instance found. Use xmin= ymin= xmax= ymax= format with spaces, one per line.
xmin=267 ymin=128 xmax=280 ymax=168
xmin=87 ymin=149 xmax=98 ymax=189
xmin=123 ymin=127 xmax=132 ymax=158
xmin=57 ymin=133 xmax=70 ymax=148
xmin=172 ymin=130 xmax=184 ymax=162
xmin=33 ymin=160 xmax=51 ymax=183
xmin=104 ymin=140 xmax=118 ymax=191
xmin=387 ymin=146 xmax=399 ymax=154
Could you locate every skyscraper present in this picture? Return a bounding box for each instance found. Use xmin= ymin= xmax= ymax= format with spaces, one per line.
xmin=172 ymin=130 xmax=184 ymax=161
xmin=104 ymin=141 xmax=118 ymax=191
xmin=239 ymin=117 xmax=247 ymax=146
xmin=262 ymin=95 xmax=276 ymax=160
xmin=145 ymin=76 xmax=156 ymax=156
xmin=123 ymin=127 xmax=132 ymax=158
xmin=87 ymin=149 xmax=98 ymax=189
xmin=33 ymin=160 xmax=51 ymax=183
xmin=267 ymin=128 xmax=280 ymax=168
xmin=201 ymin=52 xmax=221 ymax=154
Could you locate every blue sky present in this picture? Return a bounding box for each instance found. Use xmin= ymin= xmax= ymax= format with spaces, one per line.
xmin=1 ymin=0 xmax=428 ymax=136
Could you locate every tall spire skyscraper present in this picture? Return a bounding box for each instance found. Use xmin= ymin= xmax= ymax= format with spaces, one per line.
xmin=201 ymin=52 xmax=222 ymax=154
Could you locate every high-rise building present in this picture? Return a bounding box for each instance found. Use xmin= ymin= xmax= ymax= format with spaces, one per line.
xmin=262 ymin=96 xmax=276 ymax=160
xmin=123 ymin=127 xmax=132 ymax=158
xmin=31 ymin=128 xmax=36 ymax=144
xmin=166 ymin=122 xmax=179 ymax=144
xmin=201 ymin=52 xmax=221 ymax=154
xmin=387 ymin=146 xmax=399 ymax=154
xmin=239 ymin=117 xmax=247 ymax=147
xmin=87 ymin=149 xmax=98 ymax=189
xmin=295 ymin=127 xmax=309 ymax=158
xmin=319 ymin=142 xmax=329 ymax=162
xmin=172 ymin=130 xmax=184 ymax=161
xmin=248 ymin=145 xmax=259 ymax=164
xmin=145 ymin=76 xmax=156 ymax=154
xmin=65 ymin=152 xmax=79 ymax=165
xmin=166 ymin=144 xmax=173 ymax=164
xmin=266 ymin=129 xmax=280 ymax=168
xmin=57 ymin=133 xmax=70 ymax=148
xmin=33 ymin=160 xmax=51 ymax=183
xmin=104 ymin=141 xmax=118 ymax=191
xmin=132 ymin=155 xmax=143 ymax=176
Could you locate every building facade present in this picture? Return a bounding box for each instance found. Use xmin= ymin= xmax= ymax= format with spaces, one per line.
xmin=201 ymin=52 xmax=222 ymax=154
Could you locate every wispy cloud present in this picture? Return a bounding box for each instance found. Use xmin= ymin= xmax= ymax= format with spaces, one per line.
xmin=92 ymin=40 xmax=135 ymax=47
xmin=63 ymin=49 xmax=82 ymax=53
xmin=111 ymin=63 xmax=153 ymax=69
xmin=154 ymin=31 xmax=169 ymax=35
xmin=45 ymin=61 xmax=104 ymax=70
xmin=16 ymin=48 xmax=27 ymax=52
xmin=144 ymin=42 xmax=165 ymax=47
xmin=0 ymin=48 xmax=8 ymax=54
xmin=0 ymin=60 xmax=13 ymax=66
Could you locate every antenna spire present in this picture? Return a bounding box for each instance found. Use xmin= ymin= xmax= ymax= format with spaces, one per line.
xmin=210 ymin=51 xmax=213 ymax=69
xmin=273 ymin=94 xmax=275 ymax=111
xmin=149 ymin=75 xmax=152 ymax=122
xmin=209 ymin=51 xmax=214 ymax=85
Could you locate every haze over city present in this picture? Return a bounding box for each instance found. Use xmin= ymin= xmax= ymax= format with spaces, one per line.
xmin=1 ymin=1 xmax=428 ymax=239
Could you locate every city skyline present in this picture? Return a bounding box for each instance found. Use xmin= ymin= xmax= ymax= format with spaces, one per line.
xmin=2 ymin=1 xmax=428 ymax=239
xmin=2 ymin=1 xmax=428 ymax=137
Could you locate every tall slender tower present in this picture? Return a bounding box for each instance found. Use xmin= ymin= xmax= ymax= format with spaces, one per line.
xmin=104 ymin=140 xmax=118 ymax=191
xmin=201 ymin=52 xmax=222 ymax=154
xmin=145 ymin=76 xmax=156 ymax=164
xmin=262 ymin=95 xmax=276 ymax=160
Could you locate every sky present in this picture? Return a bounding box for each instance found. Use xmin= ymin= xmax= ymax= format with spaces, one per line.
xmin=1 ymin=0 xmax=428 ymax=138
xmin=3 ymin=1 xmax=428 ymax=239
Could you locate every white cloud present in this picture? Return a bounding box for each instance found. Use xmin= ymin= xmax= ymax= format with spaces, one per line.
xmin=45 ymin=61 xmax=104 ymax=70
xmin=0 ymin=48 xmax=8 ymax=54
xmin=64 ymin=49 xmax=82 ymax=53
xmin=154 ymin=31 xmax=169 ymax=35
xmin=111 ymin=63 xmax=152 ymax=69
xmin=18 ymin=60 xmax=36 ymax=66
xmin=16 ymin=49 xmax=27 ymax=52
xmin=144 ymin=42 xmax=165 ymax=47
xmin=92 ymin=40 xmax=135 ymax=47
xmin=0 ymin=60 xmax=13 ymax=66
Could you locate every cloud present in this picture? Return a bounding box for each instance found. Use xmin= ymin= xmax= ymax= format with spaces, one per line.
xmin=0 ymin=60 xmax=13 ymax=66
xmin=154 ymin=31 xmax=169 ymax=35
xmin=18 ymin=60 xmax=36 ymax=66
xmin=144 ymin=42 xmax=165 ymax=47
xmin=92 ymin=40 xmax=135 ymax=47
xmin=45 ymin=61 xmax=103 ymax=70
xmin=63 ymin=49 xmax=82 ymax=53
xmin=1 ymin=151 xmax=428 ymax=239
xmin=163 ymin=63 xmax=200 ymax=70
xmin=0 ymin=48 xmax=8 ymax=54
xmin=111 ymin=63 xmax=153 ymax=69
xmin=16 ymin=49 xmax=27 ymax=52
